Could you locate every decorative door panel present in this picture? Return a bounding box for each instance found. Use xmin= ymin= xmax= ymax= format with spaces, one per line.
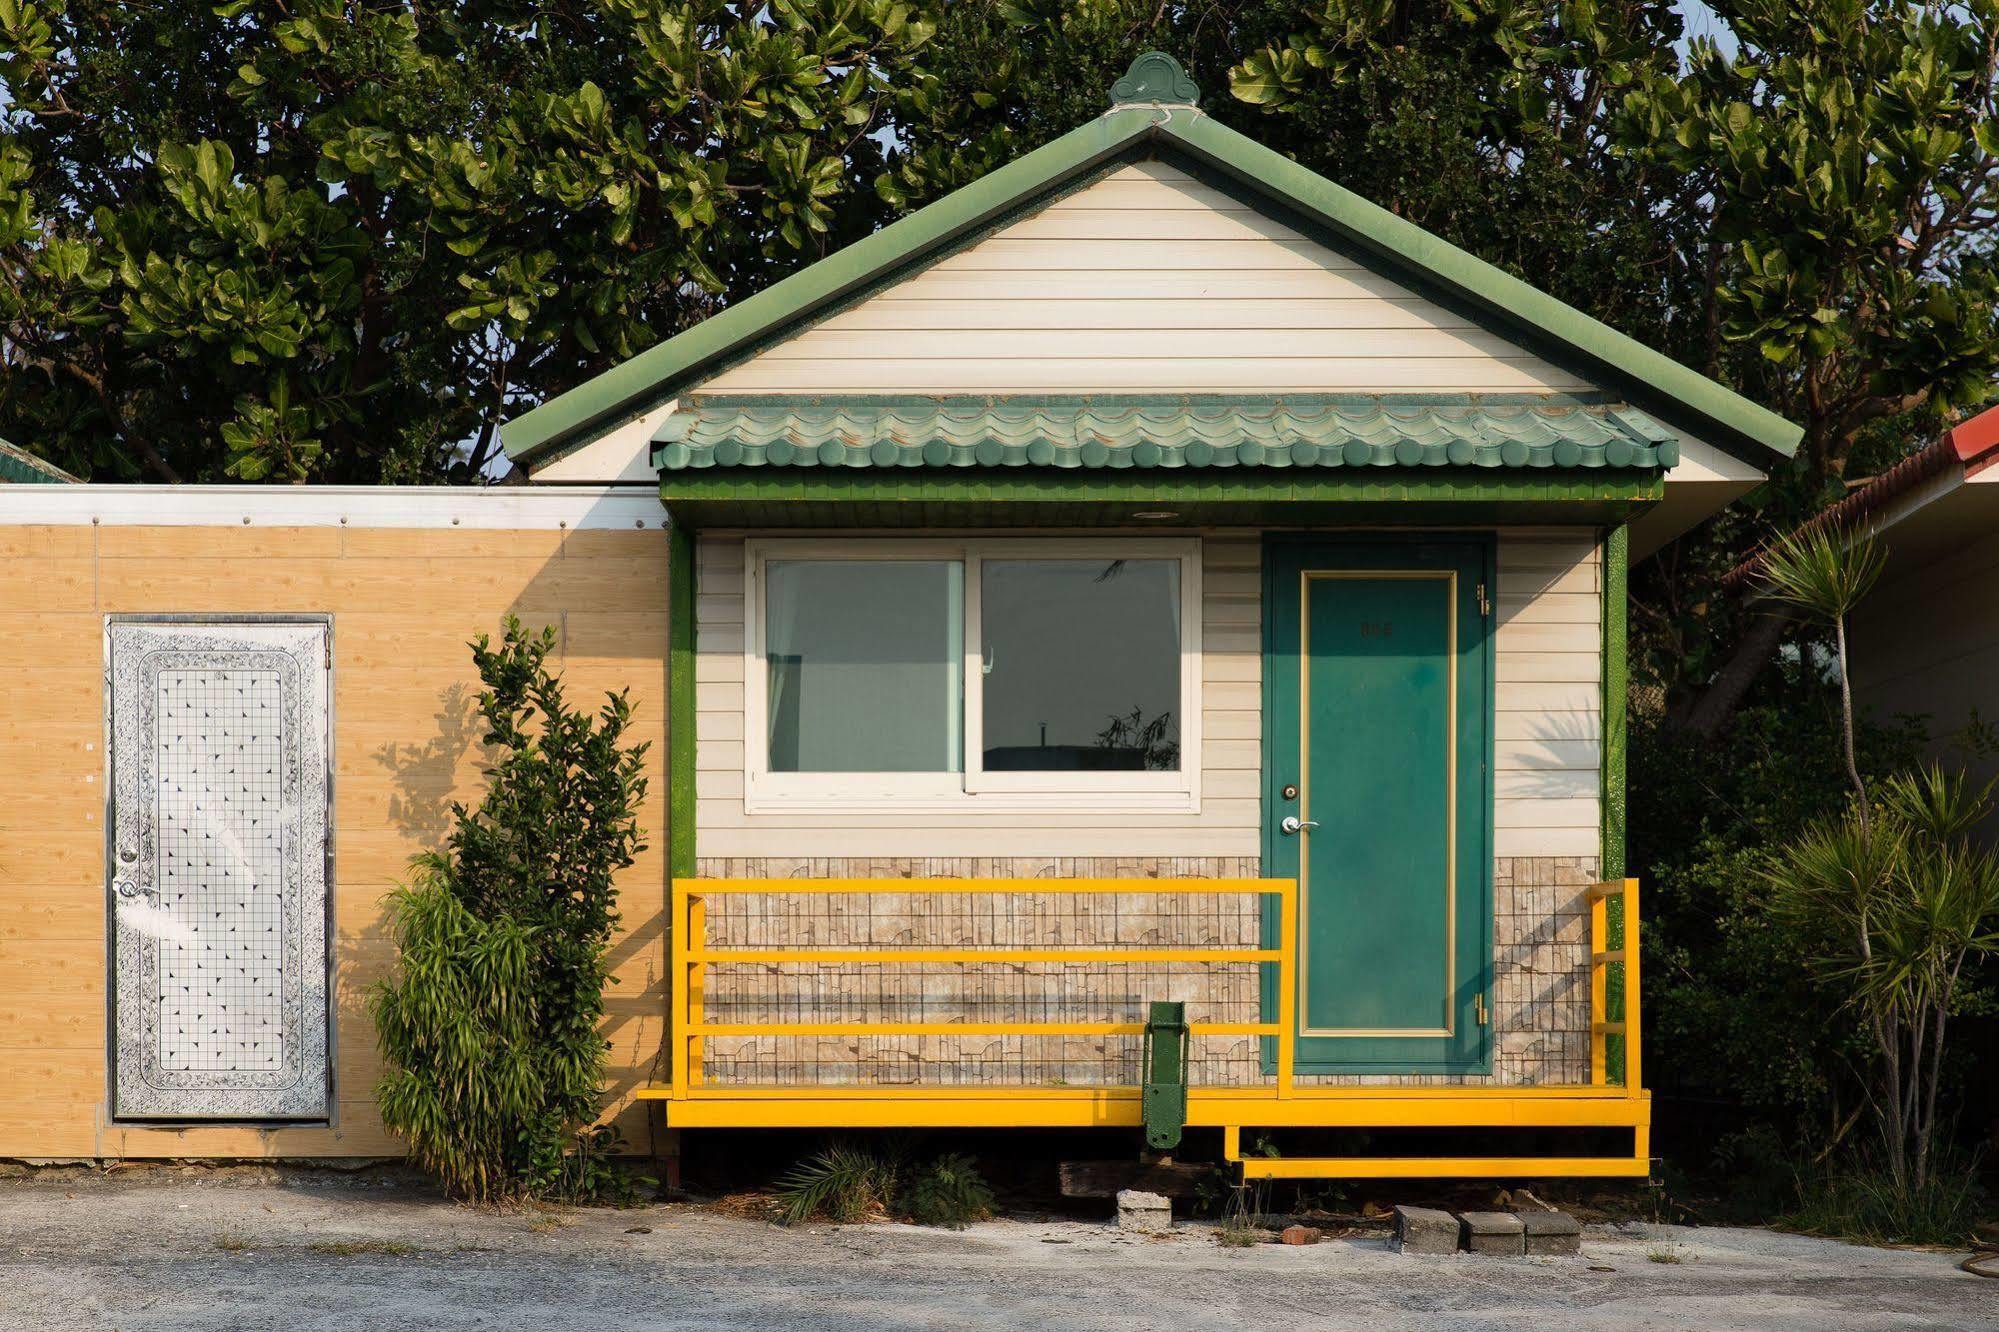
xmin=1263 ymin=538 xmax=1493 ymax=1074
xmin=108 ymin=618 xmax=331 ymax=1121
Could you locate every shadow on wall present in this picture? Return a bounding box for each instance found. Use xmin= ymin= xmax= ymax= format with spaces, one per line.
xmin=346 ymin=574 xmax=671 ymax=1152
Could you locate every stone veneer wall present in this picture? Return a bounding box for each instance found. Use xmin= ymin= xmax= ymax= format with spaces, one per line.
xmin=690 ymin=856 xmax=1596 ymax=1087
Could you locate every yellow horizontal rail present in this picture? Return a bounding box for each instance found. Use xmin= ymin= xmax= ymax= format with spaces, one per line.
xmin=1238 ymin=1155 xmax=1652 ymax=1181
xmin=673 ymin=877 xmax=1295 ymax=897
xmin=692 ymin=948 xmax=1281 ymax=964
xmin=689 ymin=1021 xmax=1279 ymax=1037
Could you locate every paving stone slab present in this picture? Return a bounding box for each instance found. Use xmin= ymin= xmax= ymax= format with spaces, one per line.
xmin=1392 ymin=1205 xmax=1460 ymax=1255
xmin=1520 ymin=1210 xmax=1583 ymax=1256
xmin=1459 ymin=1211 xmax=1527 ymax=1256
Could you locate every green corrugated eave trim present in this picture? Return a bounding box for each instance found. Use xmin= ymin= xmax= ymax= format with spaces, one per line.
xmin=652 ymin=393 xmax=1679 ymax=473
xmin=506 ymin=104 xmax=1798 ymax=469
xmin=651 ymin=466 xmax=1655 ymax=508
xmin=0 ymin=437 xmax=78 ymax=483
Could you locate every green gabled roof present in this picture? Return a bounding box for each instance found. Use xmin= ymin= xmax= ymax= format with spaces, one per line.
xmin=0 ymin=436 xmax=77 ymax=484
xmin=654 ymin=393 xmax=1680 ymax=472
xmin=504 ymin=54 xmax=1800 ymax=470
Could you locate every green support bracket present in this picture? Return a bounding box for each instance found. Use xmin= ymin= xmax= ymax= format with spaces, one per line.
xmin=1142 ymin=1000 xmax=1190 ymax=1152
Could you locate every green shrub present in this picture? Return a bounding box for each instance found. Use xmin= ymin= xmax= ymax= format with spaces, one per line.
xmin=773 ymin=1143 xmax=997 ymax=1227
xmin=773 ymin=1144 xmax=904 ymax=1225
xmin=901 ymin=1153 xmax=996 ymax=1229
xmin=1632 ymin=703 xmax=1927 ymax=1166
xmin=372 ymin=618 xmax=649 ymax=1202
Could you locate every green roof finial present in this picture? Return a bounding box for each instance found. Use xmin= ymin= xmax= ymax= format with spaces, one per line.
xmin=1110 ymin=52 xmax=1199 ymax=109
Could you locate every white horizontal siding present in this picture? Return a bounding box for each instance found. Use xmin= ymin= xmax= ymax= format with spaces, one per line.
xmin=1494 ymin=532 xmax=1603 ymax=858
xmin=692 ymin=529 xmax=1603 ymax=864
xmin=697 ymin=161 xmax=1593 ymax=396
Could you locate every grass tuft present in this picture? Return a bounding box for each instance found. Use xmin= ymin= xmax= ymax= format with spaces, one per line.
xmin=1782 ymin=1158 xmax=1987 ymax=1248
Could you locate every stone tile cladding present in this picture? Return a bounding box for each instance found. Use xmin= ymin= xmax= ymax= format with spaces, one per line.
xmin=689 ymin=856 xmax=1596 ymax=1087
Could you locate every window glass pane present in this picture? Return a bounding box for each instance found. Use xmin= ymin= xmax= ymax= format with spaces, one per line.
xmin=981 ymin=559 xmax=1181 ymax=772
xmin=765 ymin=560 xmax=962 ymax=772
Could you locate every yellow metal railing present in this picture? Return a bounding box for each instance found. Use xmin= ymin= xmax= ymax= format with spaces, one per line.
xmin=649 ymin=875 xmax=1650 ymax=1176
xmin=1588 ymin=877 xmax=1642 ymax=1091
xmin=662 ymin=877 xmax=1298 ymax=1099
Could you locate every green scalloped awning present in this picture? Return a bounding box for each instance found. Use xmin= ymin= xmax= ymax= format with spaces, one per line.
xmin=652 ymin=394 xmax=1680 ymax=474
xmin=0 ymin=436 xmax=77 ymax=484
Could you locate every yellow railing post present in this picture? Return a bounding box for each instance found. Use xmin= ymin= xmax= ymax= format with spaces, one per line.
xmin=1589 ymin=888 xmax=1609 ymax=1086
xmin=687 ymin=890 xmax=707 ymax=1089
xmin=1622 ymin=877 xmax=1641 ymax=1097
xmin=1276 ymin=882 xmax=1296 ymax=1099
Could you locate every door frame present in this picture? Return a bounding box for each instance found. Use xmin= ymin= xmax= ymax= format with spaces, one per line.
xmin=1258 ymin=533 xmax=1496 ymax=1076
xmin=103 ymin=613 xmax=338 ymax=1124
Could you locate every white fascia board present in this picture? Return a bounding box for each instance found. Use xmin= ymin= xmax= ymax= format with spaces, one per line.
xmin=528 ymin=399 xmax=676 ymax=484
xmin=1630 ymin=428 xmax=1768 ymax=558
xmin=0 ymin=483 xmax=666 ymax=529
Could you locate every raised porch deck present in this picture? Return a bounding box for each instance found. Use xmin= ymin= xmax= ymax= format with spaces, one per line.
xmin=638 ymin=878 xmax=1649 ymax=1179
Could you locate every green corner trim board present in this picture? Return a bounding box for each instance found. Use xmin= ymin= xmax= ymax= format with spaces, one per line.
xmin=503 ymin=53 xmax=1799 ymax=470
xmin=653 ymin=393 xmax=1680 ymax=474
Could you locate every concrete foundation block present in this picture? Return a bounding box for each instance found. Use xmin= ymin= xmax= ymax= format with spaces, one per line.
xmin=1116 ymin=1189 xmax=1172 ymax=1233
xmin=1392 ymin=1205 xmax=1460 ymax=1255
xmin=1459 ymin=1211 xmax=1527 ymax=1256
xmin=1520 ymin=1210 xmax=1583 ymax=1256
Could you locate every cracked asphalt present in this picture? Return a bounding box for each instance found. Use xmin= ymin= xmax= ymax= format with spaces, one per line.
xmin=0 ymin=1170 xmax=1989 ymax=1330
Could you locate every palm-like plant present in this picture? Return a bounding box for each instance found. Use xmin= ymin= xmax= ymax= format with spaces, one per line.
xmin=1758 ymin=526 xmax=1887 ymax=828
xmin=1764 ymin=767 xmax=1999 ymax=1191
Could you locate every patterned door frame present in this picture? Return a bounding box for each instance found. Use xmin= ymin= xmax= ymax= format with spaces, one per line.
xmin=106 ymin=615 xmax=333 ymax=1121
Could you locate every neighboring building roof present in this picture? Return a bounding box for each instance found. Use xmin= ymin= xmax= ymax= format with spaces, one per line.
xmin=503 ymin=53 xmax=1801 ymax=472
xmin=654 ymin=393 xmax=1681 ymax=473
xmin=0 ymin=436 xmax=78 ymax=484
xmin=1725 ymin=403 xmax=1999 ymax=587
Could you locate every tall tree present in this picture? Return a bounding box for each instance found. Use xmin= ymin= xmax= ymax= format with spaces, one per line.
xmin=0 ymin=0 xmax=939 ymax=482
xmin=1610 ymin=0 xmax=1999 ymax=729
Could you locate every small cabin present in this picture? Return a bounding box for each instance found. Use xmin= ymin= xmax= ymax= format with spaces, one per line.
xmin=0 ymin=55 xmax=1797 ymax=1177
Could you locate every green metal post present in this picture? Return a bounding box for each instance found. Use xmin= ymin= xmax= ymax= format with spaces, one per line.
xmin=1142 ymin=1001 xmax=1190 ymax=1152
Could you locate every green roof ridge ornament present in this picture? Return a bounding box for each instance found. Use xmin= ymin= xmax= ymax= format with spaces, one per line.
xmin=1110 ymin=51 xmax=1199 ymax=109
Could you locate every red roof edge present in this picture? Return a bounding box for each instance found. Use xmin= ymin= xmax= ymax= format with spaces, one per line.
xmin=1720 ymin=404 xmax=1999 ymax=589
xmin=1949 ymin=403 xmax=1999 ymax=477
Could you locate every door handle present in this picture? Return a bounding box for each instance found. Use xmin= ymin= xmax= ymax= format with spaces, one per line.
xmin=113 ymin=878 xmax=152 ymax=900
xmin=1280 ymin=816 xmax=1320 ymax=836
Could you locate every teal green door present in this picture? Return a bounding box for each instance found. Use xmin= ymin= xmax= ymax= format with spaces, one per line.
xmin=1263 ymin=537 xmax=1493 ymax=1074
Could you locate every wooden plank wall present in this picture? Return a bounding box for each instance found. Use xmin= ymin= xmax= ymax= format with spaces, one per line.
xmin=0 ymin=523 xmax=669 ymax=1159
xmin=700 ymin=160 xmax=1593 ymax=396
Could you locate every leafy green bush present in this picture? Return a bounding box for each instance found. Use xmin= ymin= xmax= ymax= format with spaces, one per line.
xmin=1633 ymin=701 xmax=1928 ymax=1165
xmin=372 ymin=618 xmax=650 ymax=1202
xmin=901 ymin=1153 xmax=996 ymax=1229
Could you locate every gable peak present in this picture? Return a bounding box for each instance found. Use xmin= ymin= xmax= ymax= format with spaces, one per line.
xmin=1109 ymin=52 xmax=1199 ymax=110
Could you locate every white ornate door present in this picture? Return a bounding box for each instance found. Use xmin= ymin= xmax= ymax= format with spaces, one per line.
xmin=108 ymin=618 xmax=331 ymax=1121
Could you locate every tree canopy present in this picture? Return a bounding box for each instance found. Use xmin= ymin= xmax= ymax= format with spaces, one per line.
xmin=5 ymin=0 xmax=1995 ymax=496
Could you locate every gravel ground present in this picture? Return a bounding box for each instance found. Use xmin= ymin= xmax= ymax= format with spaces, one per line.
xmin=0 ymin=1170 xmax=1989 ymax=1331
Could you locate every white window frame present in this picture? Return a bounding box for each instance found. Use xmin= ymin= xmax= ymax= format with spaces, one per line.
xmin=743 ymin=536 xmax=1203 ymax=814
